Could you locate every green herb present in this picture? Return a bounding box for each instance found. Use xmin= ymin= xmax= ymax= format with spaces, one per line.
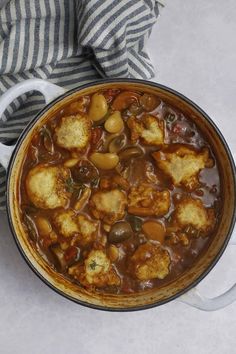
xmin=165 ymin=113 xmax=176 ymax=129
xmin=91 ymin=177 xmax=99 ymax=188
xmin=127 ymin=215 xmax=142 ymax=232
xmin=65 ymin=177 xmax=75 ymax=193
xmin=89 ymin=260 xmax=97 ymax=270
xmin=41 ymin=126 xmax=52 ymax=138
xmin=65 ymin=177 xmax=85 ymax=194
xmin=89 ymin=260 xmax=103 ymax=271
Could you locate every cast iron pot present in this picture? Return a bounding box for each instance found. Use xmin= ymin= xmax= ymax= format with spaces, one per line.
xmin=0 ymin=78 xmax=236 ymax=312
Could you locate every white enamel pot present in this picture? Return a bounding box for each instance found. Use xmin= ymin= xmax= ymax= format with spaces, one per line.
xmin=0 ymin=78 xmax=235 ymax=311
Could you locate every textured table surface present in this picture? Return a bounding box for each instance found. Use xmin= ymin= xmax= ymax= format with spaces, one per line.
xmin=0 ymin=1 xmax=236 ymax=353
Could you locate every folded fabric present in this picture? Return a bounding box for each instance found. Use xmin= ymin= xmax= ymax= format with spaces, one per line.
xmin=0 ymin=0 xmax=161 ymax=210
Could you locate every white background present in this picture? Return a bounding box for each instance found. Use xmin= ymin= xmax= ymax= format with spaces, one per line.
xmin=0 ymin=0 xmax=236 ymax=353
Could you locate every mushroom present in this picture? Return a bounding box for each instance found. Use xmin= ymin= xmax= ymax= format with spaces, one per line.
xmin=119 ymin=146 xmax=144 ymax=161
xmin=108 ymin=221 xmax=134 ymax=243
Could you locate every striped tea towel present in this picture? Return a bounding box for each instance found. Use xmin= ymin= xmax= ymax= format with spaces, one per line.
xmin=0 ymin=0 xmax=162 ymax=210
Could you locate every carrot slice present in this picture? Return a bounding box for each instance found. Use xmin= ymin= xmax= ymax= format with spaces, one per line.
xmin=142 ymin=221 xmax=165 ymax=243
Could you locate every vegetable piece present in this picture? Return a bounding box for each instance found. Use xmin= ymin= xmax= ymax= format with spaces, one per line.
xmin=126 ymin=215 xmax=142 ymax=232
xmin=108 ymin=245 xmax=120 ymax=262
xmin=103 ymin=88 xmax=121 ymax=103
xmin=91 ymin=127 xmax=103 ymax=146
xmin=99 ymin=175 xmax=129 ymax=191
xmin=112 ymin=175 xmax=130 ymax=191
xmin=65 ymin=177 xmax=85 ymax=197
xmin=24 ymin=214 xmax=38 ymax=240
xmin=74 ymin=187 xmax=91 ymax=211
xmin=71 ymin=160 xmax=99 ymax=183
xmin=128 ymin=206 xmax=154 ymax=217
xmin=64 ymin=158 xmax=80 ymax=168
xmin=129 ymin=103 xmax=142 ymax=115
xmin=104 ymin=111 xmax=124 ymax=133
xmin=108 ymin=134 xmax=126 ymax=153
xmin=179 ymin=233 xmax=190 ymax=246
xmin=88 ymin=93 xmax=108 ymax=121
xmin=103 ymin=224 xmax=111 ymax=232
xmin=119 ymin=146 xmax=143 ymax=161
xmin=142 ymin=221 xmax=165 ymax=243
xmin=89 ymin=152 xmax=119 ymax=170
xmin=36 ymin=216 xmax=52 ymax=235
xmin=64 ymin=246 xmax=80 ymax=263
xmin=112 ymin=91 xmax=140 ymax=111
xmin=29 ymin=145 xmax=38 ymax=163
xmin=42 ymin=127 xmax=54 ymax=154
xmin=108 ymin=221 xmax=134 ymax=243
xmin=66 ymin=97 xmax=90 ymax=114
xmin=140 ymin=93 xmax=160 ymax=111
xmin=164 ymin=112 xmax=176 ymax=128
xmin=50 ymin=245 xmax=67 ymax=272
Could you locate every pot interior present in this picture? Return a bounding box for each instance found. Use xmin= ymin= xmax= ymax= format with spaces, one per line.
xmin=7 ymin=80 xmax=236 ymax=310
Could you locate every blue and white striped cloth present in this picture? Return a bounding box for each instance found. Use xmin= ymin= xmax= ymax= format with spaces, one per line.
xmin=0 ymin=0 xmax=163 ymax=210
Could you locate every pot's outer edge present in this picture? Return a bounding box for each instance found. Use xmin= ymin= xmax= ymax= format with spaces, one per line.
xmin=5 ymin=78 xmax=236 ymax=311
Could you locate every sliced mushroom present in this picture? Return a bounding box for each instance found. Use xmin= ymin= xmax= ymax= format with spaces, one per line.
xmin=50 ymin=245 xmax=67 ymax=272
xmin=119 ymin=146 xmax=144 ymax=161
xmin=71 ymin=160 xmax=99 ymax=183
xmin=108 ymin=134 xmax=126 ymax=153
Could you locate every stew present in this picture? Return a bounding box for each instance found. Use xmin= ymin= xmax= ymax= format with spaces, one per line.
xmin=19 ymin=87 xmax=221 ymax=294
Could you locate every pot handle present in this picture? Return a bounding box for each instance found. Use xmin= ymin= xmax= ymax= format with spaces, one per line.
xmin=178 ymin=235 xmax=236 ymax=311
xmin=0 ymin=79 xmax=66 ymax=169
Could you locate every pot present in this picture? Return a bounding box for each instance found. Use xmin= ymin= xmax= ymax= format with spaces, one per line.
xmin=0 ymin=78 xmax=235 ymax=311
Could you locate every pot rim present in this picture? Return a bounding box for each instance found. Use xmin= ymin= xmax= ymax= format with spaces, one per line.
xmin=6 ymin=78 xmax=236 ymax=312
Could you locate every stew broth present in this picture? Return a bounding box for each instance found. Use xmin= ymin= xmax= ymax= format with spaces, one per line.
xmin=19 ymin=88 xmax=221 ymax=294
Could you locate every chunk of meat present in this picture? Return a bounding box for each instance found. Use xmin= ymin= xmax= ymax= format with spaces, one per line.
xmin=128 ymin=183 xmax=170 ymax=217
xmin=127 ymin=115 xmax=164 ymax=146
xmin=112 ymin=91 xmax=140 ymax=111
xmin=152 ymin=145 xmax=214 ymax=191
xmin=53 ymin=210 xmax=79 ymax=237
xmin=76 ymin=215 xmax=98 ymax=246
xmin=26 ymin=165 xmax=71 ymax=209
xmin=99 ymin=174 xmax=129 ymax=191
xmin=172 ymin=197 xmax=215 ymax=235
xmin=54 ymin=114 xmax=91 ymax=151
xmin=90 ymin=189 xmax=127 ymax=224
xmin=69 ymin=250 xmax=120 ymax=288
xmin=129 ymin=243 xmax=171 ymax=281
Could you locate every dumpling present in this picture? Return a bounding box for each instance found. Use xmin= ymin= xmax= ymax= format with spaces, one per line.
xmin=127 ymin=115 xmax=164 ymax=146
xmin=129 ymin=243 xmax=171 ymax=281
xmin=26 ymin=165 xmax=71 ymax=209
xmin=152 ymin=145 xmax=214 ymax=191
xmin=54 ymin=114 xmax=91 ymax=151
